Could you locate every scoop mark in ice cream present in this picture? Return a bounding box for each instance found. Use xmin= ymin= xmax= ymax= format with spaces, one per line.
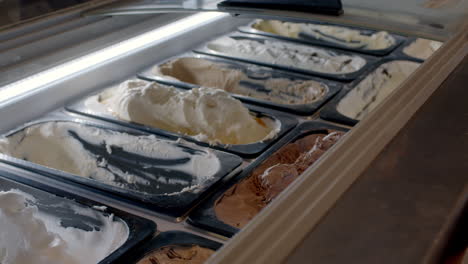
xmin=403 ymin=38 xmax=443 ymax=60
xmin=0 ymin=189 xmax=128 ymax=264
xmin=252 ymin=20 xmax=396 ymax=51
xmin=85 ymin=80 xmax=280 ymax=145
xmin=136 ymin=245 xmax=214 ymax=264
xmin=0 ymin=122 xmax=221 ymax=195
xmin=206 ymin=37 xmax=366 ymax=74
xmin=336 ymin=60 xmax=420 ymax=120
xmin=153 ymin=57 xmax=329 ymax=105
xmin=214 ymin=131 xmax=345 ymax=228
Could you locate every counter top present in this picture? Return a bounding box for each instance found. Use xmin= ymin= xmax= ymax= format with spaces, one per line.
xmin=286 ymin=55 xmax=468 ymax=263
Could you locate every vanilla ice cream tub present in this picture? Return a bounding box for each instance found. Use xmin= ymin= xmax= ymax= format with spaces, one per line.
xmin=138 ymin=53 xmax=342 ymax=115
xmin=0 ymin=172 xmax=155 ymax=264
xmin=196 ymin=35 xmax=373 ymax=81
xmin=0 ymin=113 xmax=242 ymax=217
xmin=240 ymin=19 xmax=404 ymax=56
xmin=66 ymin=80 xmax=298 ymax=157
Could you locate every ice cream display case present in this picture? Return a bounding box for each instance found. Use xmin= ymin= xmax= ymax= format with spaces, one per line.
xmin=0 ymin=1 xmax=467 ymax=264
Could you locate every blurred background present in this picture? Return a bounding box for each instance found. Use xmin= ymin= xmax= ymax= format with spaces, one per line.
xmin=0 ymin=0 xmax=92 ymax=28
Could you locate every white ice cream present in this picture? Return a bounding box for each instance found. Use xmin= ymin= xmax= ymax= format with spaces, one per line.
xmin=85 ymin=80 xmax=280 ymax=145
xmin=0 ymin=122 xmax=221 ymax=193
xmin=153 ymin=57 xmax=329 ymax=105
xmin=206 ymin=37 xmax=366 ymax=74
xmin=0 ymin=189 xmax=128 ymax=264
xmin=337 ymin=61 xmax=420 ymax=120
xmin=252 ymin=20 xmax=396 ymax=50
xmin=403 ymin=38 xmax=443 ymax=60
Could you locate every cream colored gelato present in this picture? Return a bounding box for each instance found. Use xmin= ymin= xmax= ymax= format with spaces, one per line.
xmin=206 ymin=37 xmax=366 ymax=74
xmin=0 ymin=189 xmax=128 ymax=264
xmin=252 ymin=20 xmax=396 ymax=50
xmin=85 ymin=80 xmax=280 ymax=145
xmin=403 ymin=38 xmax=443 ymax=60
xmin=0 ymin=122 xmax=221 ymax=194
xmin=153 ymin=57 xmax=328 ymax=105
xmin=337 ymin=61 xmax=420 ymax=120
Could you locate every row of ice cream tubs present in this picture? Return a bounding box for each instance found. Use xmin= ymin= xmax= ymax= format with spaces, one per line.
xmin=0 ymin=18 xmax=444 ymax=264
xmin=0 ymin=115 xmax=346 ymax=263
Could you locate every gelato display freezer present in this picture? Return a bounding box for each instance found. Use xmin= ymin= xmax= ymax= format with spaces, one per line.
xmin=0 ymin=1 xmax=466 ymax=263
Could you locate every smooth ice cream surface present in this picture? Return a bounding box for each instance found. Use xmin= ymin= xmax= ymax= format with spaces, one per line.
xmin=153 ymin=57 xmax=328 ymax=105
xmin=85 ymin=80 xmax=280 ymax=145
xmin=252 ymin=20 xmax=396 ymax=50
xmin=0 ymin=189 xmax=128 ymax=264
xmin=215 ymin=131 xmax=345 ymax=228
xmin=337 ymin=61 xmax=420 ymax=120
xmin=137 ymin=245 xmax=214 ymax=264
xmin=0 ymin=122 xmax=221 ymax=195
xmin=206 ymin=37 xmax=366 ymax=74
xmin=403 ymin=38 xmax=443 ymax=60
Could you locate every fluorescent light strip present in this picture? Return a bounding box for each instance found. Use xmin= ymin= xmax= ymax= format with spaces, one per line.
xmin=0 ymin=12 xmax=226 ymax=103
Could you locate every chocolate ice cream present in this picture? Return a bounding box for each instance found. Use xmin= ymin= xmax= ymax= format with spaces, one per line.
xmin=214 ymin=131 xmax=345 ymax=228
xmin=137 ymin=245 xmax=214 ymax=264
